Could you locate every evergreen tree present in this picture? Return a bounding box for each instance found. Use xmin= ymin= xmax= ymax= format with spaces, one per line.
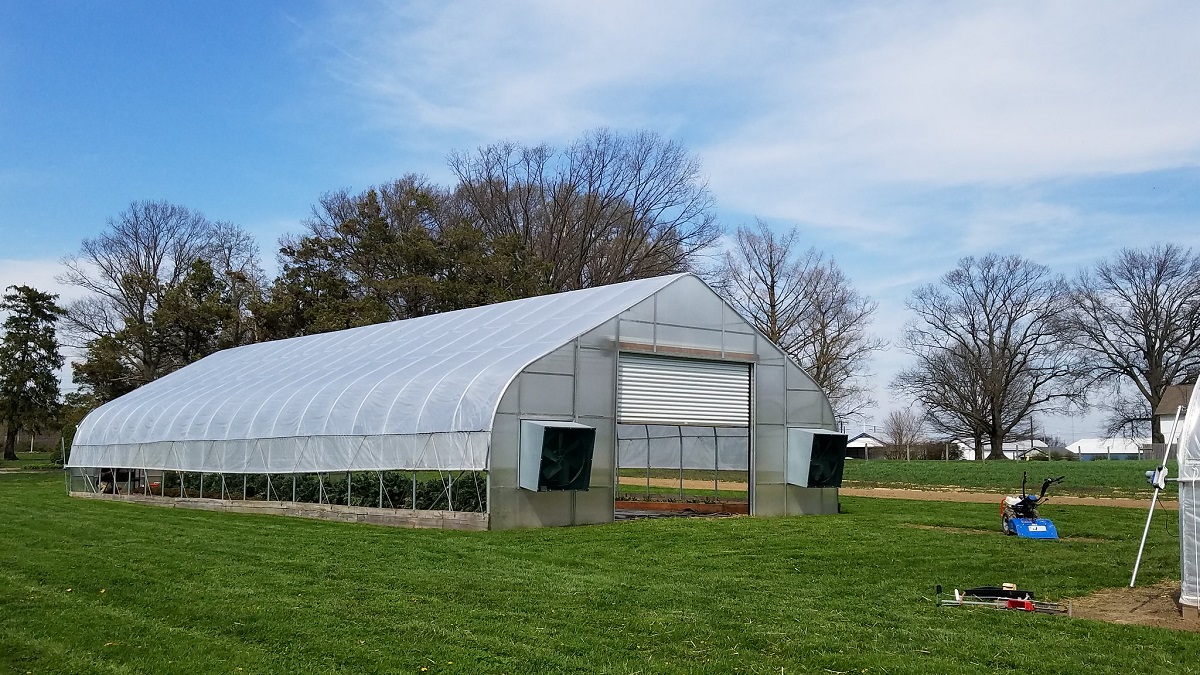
xmin=0 ymin=285 xmax=64 ymax=460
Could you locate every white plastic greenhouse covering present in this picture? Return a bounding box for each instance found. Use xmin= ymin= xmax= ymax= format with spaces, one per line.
xmin=68 ymin=274 xmax=685 ymax=475
xmin=1178 ymin=384 xmax=1200 ymax=609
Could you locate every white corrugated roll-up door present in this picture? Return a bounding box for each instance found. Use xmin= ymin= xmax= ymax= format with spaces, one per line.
xmin=618 ymin=354 xmax=750 ymax=426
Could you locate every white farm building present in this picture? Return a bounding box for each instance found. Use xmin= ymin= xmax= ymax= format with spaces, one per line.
xmin=67 ymin=273 xmax=846 ymax=530
xmin=1067 ymin=437 xmax=1151 ymax=461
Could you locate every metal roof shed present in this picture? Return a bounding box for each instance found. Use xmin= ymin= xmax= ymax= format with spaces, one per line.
xmin=68 ymin=273 xmax=841 ymax=529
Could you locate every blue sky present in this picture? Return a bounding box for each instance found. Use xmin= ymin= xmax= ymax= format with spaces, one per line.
xmin=2 ymin=1 xmax=1199 ymax=441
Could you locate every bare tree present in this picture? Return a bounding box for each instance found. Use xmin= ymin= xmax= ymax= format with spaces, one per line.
xmin=794 ymin=257 xmax=887 ymax=420
xmin=715 ymin=220 xmax=885 ymax=421
xmin=59 ymin=200 xmax=262 ymax=390
xmin=448 ymin=128 xmax=720 ymax=291
xmin=714 ymin=220 xmax=811 ymax=353
xmin=895 ymin=254 xmax=1087 ymax=460
xmin=1062 ymin=245 xmax=1200 ymax=443
xmin=881 ymin=407 xmax=925 ymax=461
xmin=892 ymin=345 xmax=989 ymax=459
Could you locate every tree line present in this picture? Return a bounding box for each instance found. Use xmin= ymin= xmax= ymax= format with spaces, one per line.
xmin=2 ymin=128 xmax=1197 ymax=463
xmin=891 ymin=249 xmax=1200 ymax=459
xmin=1 ymin=129 xmax=880 ymax=455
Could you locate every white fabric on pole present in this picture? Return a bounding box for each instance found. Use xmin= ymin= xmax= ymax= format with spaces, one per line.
xmin=69 ymin=274 xmax=685 ymax=473
xmin=1179 ymin=385 xmax=1200 ymax=608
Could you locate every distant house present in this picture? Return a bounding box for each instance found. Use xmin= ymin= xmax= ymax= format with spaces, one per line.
xmin=845 ymin=432 xmax=886 ymax=459
xmin=1156 ymin=384 xmax=1194 ymax=439
xmin=953 ymin=439 xmax=1047 ymax=460
xmin=1067 ymin=437 xmax=1151 ymax=461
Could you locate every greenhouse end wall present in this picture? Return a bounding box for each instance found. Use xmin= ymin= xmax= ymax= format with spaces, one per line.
xmin=488 ymin=321 xmax=620 ymax=530
xmin=486 ymin=275 xmax=839 ymax=530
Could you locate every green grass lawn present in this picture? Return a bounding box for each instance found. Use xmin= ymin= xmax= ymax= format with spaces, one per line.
xmin=841 ymin=459 xmax=1176 ymax=498
xmin=1 ymin=471 xmax=1196 ymax=674
xmin=0 ymin=449 xmax=61 ymax=471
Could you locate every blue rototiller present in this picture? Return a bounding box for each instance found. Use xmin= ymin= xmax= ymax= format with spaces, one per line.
xmin=1000 ymin=471 xmax=1064 ymax=539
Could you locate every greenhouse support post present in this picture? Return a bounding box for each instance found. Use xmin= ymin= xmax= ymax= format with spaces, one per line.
xmin=679 ymin=427 xmax=685 ymax=499
xmin=713 ymin=427 xmax=719 ymax=499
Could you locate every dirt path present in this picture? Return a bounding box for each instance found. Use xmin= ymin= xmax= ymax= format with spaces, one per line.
xmin=616 ymin=476 xmax=1175 ymax=510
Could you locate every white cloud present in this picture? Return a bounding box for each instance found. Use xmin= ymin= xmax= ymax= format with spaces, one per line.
xmin=703 ymin=1 xmax=1200 ymax=221
xmin=317 ymin=0 xmax=753 ymax=143
xmin=319 ymin=1 xmax=1200 ymax=178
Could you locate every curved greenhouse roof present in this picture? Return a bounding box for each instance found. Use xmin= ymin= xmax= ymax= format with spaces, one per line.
xmin=70 ymin=274 xmax=684 ymax=473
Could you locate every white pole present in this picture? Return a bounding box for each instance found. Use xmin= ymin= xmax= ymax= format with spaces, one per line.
xmin=1132 ymin=406 xmax=1185 ymax=587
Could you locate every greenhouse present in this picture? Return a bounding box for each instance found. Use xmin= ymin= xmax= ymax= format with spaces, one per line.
xmin=1178 ymin=384 xmax=1200 ymax=615
xmin=67 ymin=273 xmax=845 ymax=530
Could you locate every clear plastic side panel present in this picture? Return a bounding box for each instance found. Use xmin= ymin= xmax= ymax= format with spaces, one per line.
xmin=622 ymin=297 xmax=656 ymax=323
xmin=753 ymin=423 xmax=787 ymax=517
xmin=1182 ymin=482 xmax=1200 ymax=607
xmin=525 ymin=345 xmax=575 ymax=375
xmin=514 ymin=490 xmax=574 ymax=528
xmin=573 ymin=420 xmax=616 ymax=526
xmin=617 ymin=317 xmax=654 ymax=344
xmin=753 ymin=482 xmax=787 ymax=518
xmin=1180 ymin=386 xmax=1200 ymax=606
xmin=787 ymin=389 xmax=830 ymax=428
xmin=723 ymin=302 xmax=757 ymax=334
xmin=717 ymin=428 xmax=750 ymax=471
xmin=654 ymin=276 xmax=725 ymax=330
xmin=785 ymin=486 xmax=839 ymax=515
xmin=785 ymin=360 xmax=820 ymax=391
xmin=654 ymin=325 xmax=725 ymax=352
xmin=756 ymin=334 xmax=786 ymax=366
xmin=578 ymin=318 xmax=618 ymax=350
xmin=575 ymin=347 xmax=617 ymax=419
xmin=756 ymin=364 xmax=786 ymax=425
xmin=518 ymin=373 xmax=576 ymax=417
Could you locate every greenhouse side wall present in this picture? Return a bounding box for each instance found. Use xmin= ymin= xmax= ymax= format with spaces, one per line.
xmin=1179 ymin=385 xmax=1200 ymax=616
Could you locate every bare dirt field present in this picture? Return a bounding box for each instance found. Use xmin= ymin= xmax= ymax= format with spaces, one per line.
xmin=1069 ymin=580 xmax=1199 ymax=633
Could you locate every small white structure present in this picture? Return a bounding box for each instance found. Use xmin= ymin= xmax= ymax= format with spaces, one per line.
xmin=1177 ymin=384 xmax=1199 ymax=615
xmin=845 ymin=432 xmax=885 ymax=459
xmin=953 ymin=439 xmax=1046 ymax=460
xmin=1067 ymin=437 xmax=1151 ymax=461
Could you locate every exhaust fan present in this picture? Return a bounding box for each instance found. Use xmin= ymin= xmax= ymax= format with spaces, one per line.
xmin=787 ymin=428 xmax=848 ymax=488
xmin=519 ymin=421 xmax=596 ymax=492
